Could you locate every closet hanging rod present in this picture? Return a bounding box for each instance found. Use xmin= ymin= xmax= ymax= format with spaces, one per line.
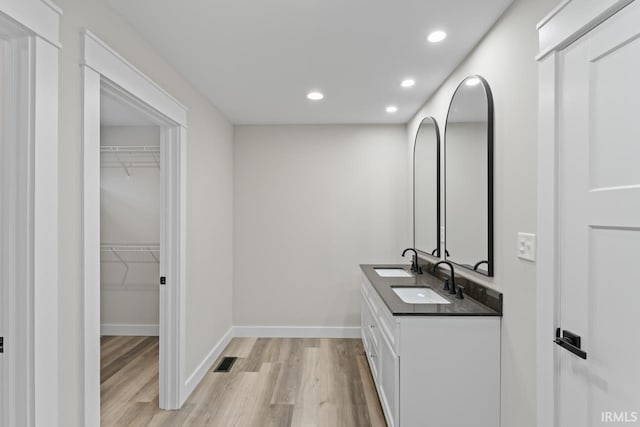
xmin=100 ymin=244 xmax=160 ymax=249
xmin=100 ymin=244 xmax=160 ymax=255
xmin=100 ymin=145 xmax=160 ymax=153
xmin=100 ymin=146 xmax=160 ymax=175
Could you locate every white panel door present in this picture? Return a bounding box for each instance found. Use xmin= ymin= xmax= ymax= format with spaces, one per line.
xmin=0 ymin=36 xmax=5 ymax=427
xmin=0 ymin=31 xmax=33 ymax=427
xmin=0 ymin=35 xmax=11 ymax=427
xmin=557 ymin=2 xmax=640 ymax=426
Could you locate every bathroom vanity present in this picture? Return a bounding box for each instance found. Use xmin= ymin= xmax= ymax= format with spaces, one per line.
xmin=360 ymin=264 xmax=502 ymax=427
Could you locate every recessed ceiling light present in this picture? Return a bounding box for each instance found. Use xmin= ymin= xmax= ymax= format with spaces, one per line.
xmin=401 ymin=79 xmax=415 ymax=88
xmin=427 ymin=30 xmax=447 ymax=43
xmin=307 ymin=91 xmax=324 ymax=100
xmin=465 ymin=77 xmax=481 ymax=86
xmin=386 ymin=105 xmax=398 ymax=113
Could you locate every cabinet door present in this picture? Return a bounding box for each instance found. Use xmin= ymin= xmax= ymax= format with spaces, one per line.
xmin=361 ymin=298 xmax=379 ymax=380
xmin=361 ymin=299 xmax=371 ymax=353
xmin=378 ymin=328 xmax=399 ymax=427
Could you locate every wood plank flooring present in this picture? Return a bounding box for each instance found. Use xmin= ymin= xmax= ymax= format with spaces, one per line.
xmin=101 ymin=336 xmax=387 ymax=427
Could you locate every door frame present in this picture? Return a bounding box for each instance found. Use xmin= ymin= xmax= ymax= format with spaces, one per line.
xmin=81 ymin=30 xmax=188 ymax=426
xmin=535 ymin=1 xmax=635 ymax=426
xmin=0 ymin=1 xmax=60 ymax=426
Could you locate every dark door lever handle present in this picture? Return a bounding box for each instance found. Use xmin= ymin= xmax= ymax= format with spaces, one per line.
xmin=554 ymin=328 xmax=587 ymax=360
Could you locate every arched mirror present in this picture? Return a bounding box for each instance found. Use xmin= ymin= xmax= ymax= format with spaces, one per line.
xmin=444 ymin=75 xmax=494 ymax=276
xmin=413 ymin=116 xmax=441 ymax=257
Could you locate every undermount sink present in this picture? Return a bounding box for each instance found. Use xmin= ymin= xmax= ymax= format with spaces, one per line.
xmin=374 ymin=268 xmax=413 ymax=278
xmin=392 ymin=286 xmax=451 ymax=304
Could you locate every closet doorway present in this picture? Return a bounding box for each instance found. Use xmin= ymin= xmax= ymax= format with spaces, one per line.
xmin=99 ymin=91 xmax=162 ymax=424
xmin=81 ymin=31 xmax=187 ymax=426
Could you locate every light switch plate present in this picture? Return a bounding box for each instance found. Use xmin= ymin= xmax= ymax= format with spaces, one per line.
xmin=517 ymin=232 xmax=536 ymax=262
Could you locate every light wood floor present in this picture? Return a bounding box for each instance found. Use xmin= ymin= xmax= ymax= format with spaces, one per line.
xmin=101 ymin=336 xmax=387 ymax=427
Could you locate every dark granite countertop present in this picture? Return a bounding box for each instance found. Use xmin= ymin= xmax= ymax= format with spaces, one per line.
xmin=360 ymin=264 xmax=502 ymax=317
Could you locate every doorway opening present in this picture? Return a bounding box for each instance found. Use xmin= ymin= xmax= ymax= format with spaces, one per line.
xmin=99 ymin=91 xmax=162 ymax=424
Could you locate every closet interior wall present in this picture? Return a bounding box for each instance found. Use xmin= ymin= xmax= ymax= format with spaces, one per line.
xmin=100 ymin=125 xmax=161 ymax=335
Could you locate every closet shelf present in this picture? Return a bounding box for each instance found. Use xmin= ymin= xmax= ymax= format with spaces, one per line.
xmin=100 ymin=145 xmax=160 ymax=176
xmin=100 ymin=244 xmax=160 ymax=287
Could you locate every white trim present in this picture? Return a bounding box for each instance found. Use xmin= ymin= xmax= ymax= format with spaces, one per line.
xmin=183 ymin=328 xmax=233 ymax=401
xmin=233 ymin=326 xmax=362 ymax=339
xmin=81 ymin=65 xmax=101 ymax=427
xmin=178 ymin=126 xmax=187 ymax=403
xmin=536 ymin=51 xmax=559 ymax=427
xmin=39 ymin=0 xmax=62 ymax=16
xmin=81 ymin=30 xmax=187 ymax=127
xmin=536 ymin=0 xmax=572 ymax=30
xmin=1 ymin=31 xmax=32 ymax=427
xmin=81 ymin=31 xmax=187 ymax=426
xmin=158 ymin=125 xmax=187 ymax=410
xmin=536 ymin=3 xmax=631 ymax=426
xmin=0 ymin=5 xmax=60 ymax=426
xmin=536 ymin=0 xmax=633 ymax=60
xmin=31 ymin=35 xmax=59 ymax=427
xmin=100 ymin=324 xmax=160 ymax=337
xmin=0 ymin=0 xmax=60 ymax=47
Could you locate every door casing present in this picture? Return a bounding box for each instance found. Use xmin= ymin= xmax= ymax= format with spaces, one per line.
xmin=0 ymin=1 xmax=60 ymax=426
xmin=81 ymin=30 xmax=188 ymax=427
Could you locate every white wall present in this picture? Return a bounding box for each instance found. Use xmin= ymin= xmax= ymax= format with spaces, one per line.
xmin=56 ymin=0 xmax=234 ymax=425
xmin=407 ymin=1 xmax=556 ymax=426
xmin=233 ymin=125 xmax=408 ymax=328
xmin=100 ymin=126 xmax=160 ymax=329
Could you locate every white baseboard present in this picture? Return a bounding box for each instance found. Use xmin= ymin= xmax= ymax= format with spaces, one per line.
xmin=101 ymin=324 xmax=159 ymax=336
xmin=233 ymin=326 xmax=361 ymax=339
xmin=182 ymin=327 xmax=234 ymax=403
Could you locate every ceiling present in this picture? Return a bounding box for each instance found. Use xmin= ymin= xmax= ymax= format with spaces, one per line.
xmin=108 ymin=0 xmax=512 ymax=125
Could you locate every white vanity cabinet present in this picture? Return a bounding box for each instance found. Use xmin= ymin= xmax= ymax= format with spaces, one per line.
xmin=361 ymin=277 xmax=400 ymax=427
xmin=360 ymin=273 xmax=501 ymax=427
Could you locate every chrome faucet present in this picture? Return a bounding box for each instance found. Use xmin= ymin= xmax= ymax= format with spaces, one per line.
xmin=432 ymin=260 xmax=457 ymax=296
xmin=402 ymin=248 xmax=422 ymax=274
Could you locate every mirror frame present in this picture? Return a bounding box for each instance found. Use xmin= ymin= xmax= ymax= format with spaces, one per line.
xmin=443 ymin=75 xmax=494 ymax=276
xmin=413 ymin=116 xmax=441 ymax=259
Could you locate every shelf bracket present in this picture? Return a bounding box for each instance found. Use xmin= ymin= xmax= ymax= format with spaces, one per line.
xmin=113 ymin=151 xmax=130 ymax=177
xmin=109 ymin=247 xmax=130 ymax=287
